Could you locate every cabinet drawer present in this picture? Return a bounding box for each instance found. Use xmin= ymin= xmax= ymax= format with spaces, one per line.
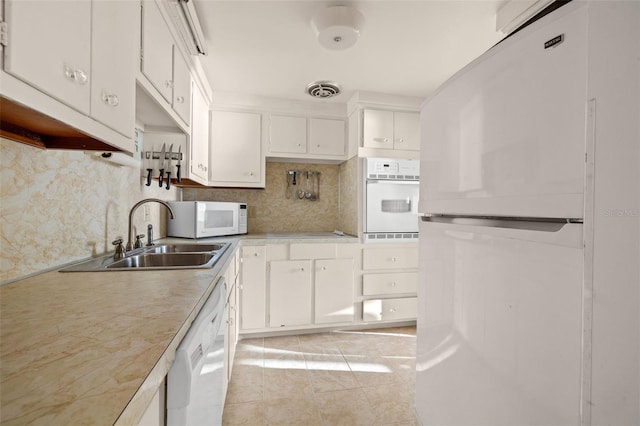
xmin=290 ymin=243 xmax=336 ymax=260
xmin=362 ymin=246 xmax=418 ymax=270
xmin=363 ymin=297 xmax=417 ymax=322
xmin=363 ymin=272 xmax=417 ymax=296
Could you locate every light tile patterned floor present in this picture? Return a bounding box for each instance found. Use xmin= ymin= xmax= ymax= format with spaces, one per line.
xmin=222 ymin=326 xmax=418 ymax=426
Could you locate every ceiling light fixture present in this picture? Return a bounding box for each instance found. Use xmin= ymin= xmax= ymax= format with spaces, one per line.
xmin=310 ymin=5 xmax=365 ymax=51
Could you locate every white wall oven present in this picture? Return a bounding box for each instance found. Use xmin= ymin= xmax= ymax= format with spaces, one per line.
xmin=364 ymin=157 xmax=420 ymax=242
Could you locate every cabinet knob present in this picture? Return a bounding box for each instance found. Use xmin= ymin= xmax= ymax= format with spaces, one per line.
xmin=254 ymin=253 xmax=258 ymax=257
xmin=176 ymin=95 xmax=185 ymax=104
xmin=316 ymin=144 xmax=320 ymax=148
xmin=389 ymin=308 xmax=397 ymax=313
xmin=102 ymin=92 xmax=119 ymax=107
xmin=391 ymin=257 xmax=397 ymax=262
xmin=249 ymin=171 xmax=254 ymax=176
xmin=165 ymin=80 xmax=173 ymax=89
xmin=397 ymin=138 xmax=404 ymax=143
xmin=391 ymin=282 xmax=397 ymax=287
xmin=300 ymin=267 xmax=305 ymax=272
xmin=322 ymin=266 xmax=327 ymax=271
xmin=64 ymin=65 xmax=88 ymax=85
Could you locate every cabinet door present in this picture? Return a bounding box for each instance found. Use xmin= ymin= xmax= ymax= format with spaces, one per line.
xmin=309 ymin=118 xmax=345 ymax=156
xmin=393 ymin=112 xmax=420 ymax=151
xmin=210 ymin=110 xmax=263 ymax=185
xmin=226 ymin=283 xmax=237 ymax=383
xmin=269 ymin=260 xmax=312 ymax=327
xmin=315 ymin=259 xmax=354 ymax=324
xmin=240 ymin=246 xmax=266 ymax=330
xmin=268 ymin=115 xmax=306 ymax=154
xmin=172 ymin=49 xmax=191 ymax=125
xmin=190 ymin=83 xmax=209 ymax=184
xmin=141 ymin=0 xmax=174 ymax=102
xmin=91 ymin=0 xmax=137 ymax=138
xmin=363 ymin=109 xmax=394 ymax=149
xmin=5 ymin=0 xmax=91 ymax=113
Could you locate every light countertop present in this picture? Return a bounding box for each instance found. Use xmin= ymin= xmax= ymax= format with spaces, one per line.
xmin=0 ymin=233 xmax=358 ymax=425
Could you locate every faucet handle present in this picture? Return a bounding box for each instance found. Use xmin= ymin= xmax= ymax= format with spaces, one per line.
xmin=112 ymin=238 xmax=126 ymax=260
xmin=134 ymin=234 xmax=145 ymax=249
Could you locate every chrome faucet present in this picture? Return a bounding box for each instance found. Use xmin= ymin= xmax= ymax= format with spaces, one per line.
xmin=126 ymin=198 xmax=175 ymax=251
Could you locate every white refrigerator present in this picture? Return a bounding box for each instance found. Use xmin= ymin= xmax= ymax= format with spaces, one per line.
xmin=415 ymin=1 xmax=639 ymax=425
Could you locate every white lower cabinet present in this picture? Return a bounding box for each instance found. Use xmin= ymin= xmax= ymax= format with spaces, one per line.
xmin=240 ymin=246 xmax=266 ymax=330
xmin=238 ymin=242 xmax=358 ymax=333
xmin=315 ymin=259 xmax=354 ymax=324
xmin=362 ymin=246 xmax=418 ymax=270
xmin=363 ymin=297 xmax=417 ymax=322
xmin=362 ymin=272 xmax=417 ymax=296
xmin=361 ymin=244 xmax=419 ymax=322
xmin=269 ymin=260 xmax=312 ymax=327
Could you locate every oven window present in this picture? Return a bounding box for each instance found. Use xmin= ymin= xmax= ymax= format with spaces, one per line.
xmin=205 ymin=210 xmax=234 ymax=228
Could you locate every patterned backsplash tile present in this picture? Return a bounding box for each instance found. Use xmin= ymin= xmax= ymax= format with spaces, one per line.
xmin=0 ymin=138 xmax=178 ymax=282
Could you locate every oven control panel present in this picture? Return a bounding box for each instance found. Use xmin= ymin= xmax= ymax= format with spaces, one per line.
xmin=366 ymin=157 xmax=420 ymax=180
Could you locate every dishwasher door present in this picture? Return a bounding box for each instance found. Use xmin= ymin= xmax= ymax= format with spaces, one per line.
xmin=167 ymin=277 xmax=227 ymax=426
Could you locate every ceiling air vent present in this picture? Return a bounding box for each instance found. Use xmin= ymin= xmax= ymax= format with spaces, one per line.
xmin=306 ymin=81 xmax=341 ymax=99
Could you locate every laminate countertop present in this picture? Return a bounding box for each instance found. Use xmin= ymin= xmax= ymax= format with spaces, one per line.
xmin=0 ymin=233 xmax=359 ymax=425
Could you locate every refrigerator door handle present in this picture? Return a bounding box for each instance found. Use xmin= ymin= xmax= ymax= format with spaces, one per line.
xmin=420 ymin=215 xmax=583 ymax=248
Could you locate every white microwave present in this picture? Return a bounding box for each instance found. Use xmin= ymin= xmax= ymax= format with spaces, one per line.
xmin=167 ymin=201 xmax=247 ymax=238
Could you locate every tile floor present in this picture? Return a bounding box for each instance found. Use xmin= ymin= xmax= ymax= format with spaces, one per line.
xmin=222 ymin=325 xmax=418 ymax=426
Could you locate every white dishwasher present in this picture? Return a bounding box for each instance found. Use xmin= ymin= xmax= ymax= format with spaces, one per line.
xmin=167 ymin=276 xmax=227 ymax=426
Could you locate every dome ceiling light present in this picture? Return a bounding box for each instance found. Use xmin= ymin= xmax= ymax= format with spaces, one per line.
xmin=310 ymin=5 xmax=365 ymax=50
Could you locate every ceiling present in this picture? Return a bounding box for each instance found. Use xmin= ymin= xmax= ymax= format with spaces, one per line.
xmin=193 ymin=1 xmax=506 ymax=105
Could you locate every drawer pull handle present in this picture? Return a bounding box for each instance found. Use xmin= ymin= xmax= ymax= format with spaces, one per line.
xmin=391 ymin=282 xmax=397 ymax=287
xmin=389 ymin=308 xmax=397 ymax=313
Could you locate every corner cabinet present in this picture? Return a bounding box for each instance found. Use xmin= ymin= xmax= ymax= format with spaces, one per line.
xmin=239 ymin=241 xmax=357 ymax=334
xmin=209 ymin=110 xmax=264 ymax=188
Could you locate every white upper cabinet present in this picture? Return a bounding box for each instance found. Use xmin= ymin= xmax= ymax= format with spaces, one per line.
xmin=91 ymin=0 xmax=137 ymax=138
xmin=210 ymin=110 xmax=264 ymax=187
xmin=309 ymin=118 xmax=345 ymax=156
xmin=141 ymin=1 xmax=174 ymax=103
xmin=189 ymin=83 xmax=209 ymax=184
xmin=363 ymin=109 xmax=420 ymax=151
xmin=140 ymin=1 xmax=193 ymax=127
xmin=4 ymin=1 xmax=92 ymax=114
xmin=268 ymin=115 xmax=307 ymax=154
xmin=172 ymin=50 xmax=192 ymax=125
xmin=266 ymin=114 xmax=346 ymax=160
xmin=3 ymin=0 xmax=136 ymax=148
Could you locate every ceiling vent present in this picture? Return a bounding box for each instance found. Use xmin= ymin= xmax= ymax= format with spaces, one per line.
xmin=306 ymin=81 xmax=341 ymax=99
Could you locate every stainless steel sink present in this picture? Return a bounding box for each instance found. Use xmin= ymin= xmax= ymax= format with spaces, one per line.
xmin=61 ymin=242 xmax=230 ymax=272
xmin=107 ymin=253 xmax=216 ymax=269
xmin=145 ymin=244 xmax=226 ymax=254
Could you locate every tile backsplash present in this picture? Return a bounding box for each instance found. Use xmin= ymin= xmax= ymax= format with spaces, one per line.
xmin=0 ymin=138 xmax=178 ymax=282
xmin=183 ymin=162 xmax=348 ymax=234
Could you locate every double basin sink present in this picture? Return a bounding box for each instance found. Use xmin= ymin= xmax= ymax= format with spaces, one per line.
xmin=61 ymin=243 xmax=230 ymax=272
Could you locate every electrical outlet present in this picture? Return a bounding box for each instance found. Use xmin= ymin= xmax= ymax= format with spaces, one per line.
xmin=143 ymin=205 xmax=151 ymax=221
